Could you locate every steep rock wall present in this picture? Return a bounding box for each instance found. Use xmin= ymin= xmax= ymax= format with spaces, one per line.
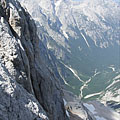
xmin=0 ymin=0 xmax=68 ymax=120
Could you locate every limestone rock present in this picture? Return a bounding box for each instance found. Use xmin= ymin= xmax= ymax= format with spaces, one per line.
xmin=0 ymin=0 xmax=68 ymax=120
xmin=0 ymin=60 xmax=48 ymax=120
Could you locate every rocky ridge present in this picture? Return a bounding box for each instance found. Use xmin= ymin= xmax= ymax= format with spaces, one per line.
xmin=0 ymin=0 xmax=68 ymax=120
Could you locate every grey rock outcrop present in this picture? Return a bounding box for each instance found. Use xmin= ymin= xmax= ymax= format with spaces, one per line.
xmin=0 ymin=0 xmax=68 ymax=120
xmin=0 ymin=58 xmax=48 ymax=120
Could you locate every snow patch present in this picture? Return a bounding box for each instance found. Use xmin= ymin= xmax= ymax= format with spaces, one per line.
xmin=108 ymin=66 xmax=115 ymax=72
xmin=78 ymin=46 xmax=82 ymax=51
xmin=84 ymin=92 xmax=102 ymax=99
xmin=58 ymin=69 xmax=70 ymax=86
xmin=55 ymin=0 xmax=62 ymax=7
xmin=95 ymin=116 xmax=107 ymax=120
xmin=101 ymin=90 xmax=120 ymax=103
xmin=63 ymin=98 xmax=70 ymax=118
xmin=61 ymin=62 xmax=84 ymax=83
xmin=0 ymin=17 xmax=4 ymax=24
xmin=63 ymin=98 xmax=67 ymax=106
xmin=83 ymin=103 xmax=97 ymax=114
xmin=106 ymin=79 xmax=120 ymax=90
xmin=80 ymin=69 xmax=100 ymax=98
xmin=100 ymin=42 xmax=109 ymax=48
xmin=114 ymin=74 xmax=120 ymax=80
xmin=18 ymin=39 xmax=25 ymax=51
xmin=63 ymin=30 xmax=69 ymax=39
xmin=66 ymin=110 xmax=70 ymax=118
xmin=47 ymin=43 xmax=53 ymax=49
xmin=55 ymin=0 xmax=62 ymax=14
xmin=81 ymin=32 xmax=90 ymax=48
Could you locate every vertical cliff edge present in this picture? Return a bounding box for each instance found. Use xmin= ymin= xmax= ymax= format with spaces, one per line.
xmin=0 ymin=0 xmax=68 ymax=120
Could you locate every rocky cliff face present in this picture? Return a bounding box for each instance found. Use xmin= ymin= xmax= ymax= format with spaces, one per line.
xmin=0 ymin=0 xmax=68 ymax=120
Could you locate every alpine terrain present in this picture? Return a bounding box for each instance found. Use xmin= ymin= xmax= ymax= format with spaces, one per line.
xmin=0 ymin=0 xmax=69 ymax=119
xmin=19 ymin=0 xmax=120 ymax=111
xmin=0 ymin=0 xmax=120 ymax=120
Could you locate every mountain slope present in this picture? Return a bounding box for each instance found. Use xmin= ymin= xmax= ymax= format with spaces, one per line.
xmin=0 ymin=0 xmax=69 ymax=120
xmin=19 ymin=0 xmax=120 ymax=100
xmin=18 ymin=0 xmax=120 ymax=115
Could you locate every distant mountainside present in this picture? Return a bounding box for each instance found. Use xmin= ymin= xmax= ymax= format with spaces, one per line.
xmin=19 ymin=0 xmax=120 ymax=112
xmin=0 ymin=0 xmax=120 ymax=119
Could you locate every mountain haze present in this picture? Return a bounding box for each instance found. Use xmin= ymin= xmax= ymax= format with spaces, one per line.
xmin=0 ymin=0 xmax=120 ymax=119
xmin=19 ymin=0 xmax=120 ymax=102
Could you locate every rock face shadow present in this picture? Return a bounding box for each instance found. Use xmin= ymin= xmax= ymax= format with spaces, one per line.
xmin=69 ymin=112 xmax=83 ymax=120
